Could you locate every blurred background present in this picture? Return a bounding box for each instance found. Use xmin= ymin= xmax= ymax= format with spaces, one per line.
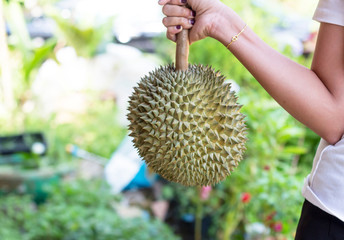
xmin=0 ymin=0 xmax=320 ymax=239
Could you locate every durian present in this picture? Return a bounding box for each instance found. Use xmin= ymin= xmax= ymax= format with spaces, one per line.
xmin=127 ymin=64 xmax=247 ymax=186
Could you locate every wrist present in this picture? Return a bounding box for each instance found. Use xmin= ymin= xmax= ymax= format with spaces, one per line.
xmin=209 ymin=4 xmax=246 ymax=47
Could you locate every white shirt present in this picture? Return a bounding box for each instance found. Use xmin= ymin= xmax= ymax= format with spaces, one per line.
xmin=302 ymin=0 xmax=344 ymax=222
xmin=313 ymin=0 xmax=344 ymax=26
xmin=302 ymin=137 xmax=344 ymax=221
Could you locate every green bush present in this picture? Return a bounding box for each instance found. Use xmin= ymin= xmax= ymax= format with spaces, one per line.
xmin=0 ymin=180 xmax=180 ymax=240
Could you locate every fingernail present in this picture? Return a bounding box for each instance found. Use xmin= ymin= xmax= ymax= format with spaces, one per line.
xmin=176 ymin=25 xmax=182 ymax=30
xmin=192 ymin=10 xmax=196 ymax=17
xmin=190 ymin=19 xmax=195 ymax=25
xmin=181 ymin=0 xmax=187 ymax=3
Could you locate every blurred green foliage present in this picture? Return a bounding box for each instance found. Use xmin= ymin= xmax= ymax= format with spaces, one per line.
xmin=50 ymin=12 xmax=113 ymax=58
xmin=1 ymin=0 xmax=322 ymax=239
xmin=1 ymin=0 xmax=126 ymax=163
xmin=0 ymin=180 xmax=180 ymax=240
xmin=0 ymin=97 xmax=127 ymax=166
xmin=4 ymin=0 xmax=57 ymax=91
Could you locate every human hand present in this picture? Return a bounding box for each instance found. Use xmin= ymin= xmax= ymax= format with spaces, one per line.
xmin=158 ymin=0 xmax=231 ymax=44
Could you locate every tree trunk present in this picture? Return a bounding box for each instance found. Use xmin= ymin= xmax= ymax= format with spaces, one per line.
xmin=0 ymin=0 xmax=15 ymax=110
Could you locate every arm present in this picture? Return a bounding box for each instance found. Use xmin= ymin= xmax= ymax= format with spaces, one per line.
xmin=159 ymin=0 xmax=344 ymax=144
xmin=225 ymin=21 xmax=344 ymax=145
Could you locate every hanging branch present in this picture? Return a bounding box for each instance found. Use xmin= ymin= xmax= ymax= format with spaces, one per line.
xmin=0 ymin=0 xmax=15 ymax=110
xmin=195 ymin=186 xmax=203 ymax=240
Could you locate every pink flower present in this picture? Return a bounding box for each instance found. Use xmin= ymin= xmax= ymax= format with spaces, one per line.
xmin=200 ymin=186 xmax=212 ymax=200
xmin=241 ymin=192 xmax=251 ymax=204
xmin=274 ymin=222 xmax=283 ymax=232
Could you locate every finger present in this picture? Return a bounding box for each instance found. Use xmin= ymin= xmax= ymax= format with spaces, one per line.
xmin=162 ymin=4 xmax=194 ymax=18
xmin=163 ymin=17 xmax=195 ymax=29
xmin=159 ymin=0 xmax=187 ymax=6
xmin=167 ymin=26 xmax=183 ymax=42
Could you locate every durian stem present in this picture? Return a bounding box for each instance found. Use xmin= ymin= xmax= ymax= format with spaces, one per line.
xmin=175 ymin=29 xmax=189 ymax=71
xmin=195 ymin=186 xmax=203 ymax=240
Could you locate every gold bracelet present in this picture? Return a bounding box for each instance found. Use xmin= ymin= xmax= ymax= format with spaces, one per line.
xmin=226 ymin=23 xmax=247 ymax=49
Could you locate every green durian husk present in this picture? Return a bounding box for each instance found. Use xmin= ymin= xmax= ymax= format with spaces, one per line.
xmin=127 ymin=64 xmax=247 ymax=186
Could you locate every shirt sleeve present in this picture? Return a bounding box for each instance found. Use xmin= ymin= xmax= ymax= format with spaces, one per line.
xmin=313 ymin=0 xmax=344 ymax=26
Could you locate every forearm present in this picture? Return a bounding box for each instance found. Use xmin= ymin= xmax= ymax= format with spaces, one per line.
xmin=214 ymin=12 xmax=344 ymax=144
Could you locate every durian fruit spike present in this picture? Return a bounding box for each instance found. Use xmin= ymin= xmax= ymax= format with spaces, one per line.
xmin=127 ymin=28 xmax=248 ymax=186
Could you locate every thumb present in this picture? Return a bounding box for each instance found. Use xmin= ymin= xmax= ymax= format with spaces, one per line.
xmin=189 ymin=26 xmax=204 ymax=45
